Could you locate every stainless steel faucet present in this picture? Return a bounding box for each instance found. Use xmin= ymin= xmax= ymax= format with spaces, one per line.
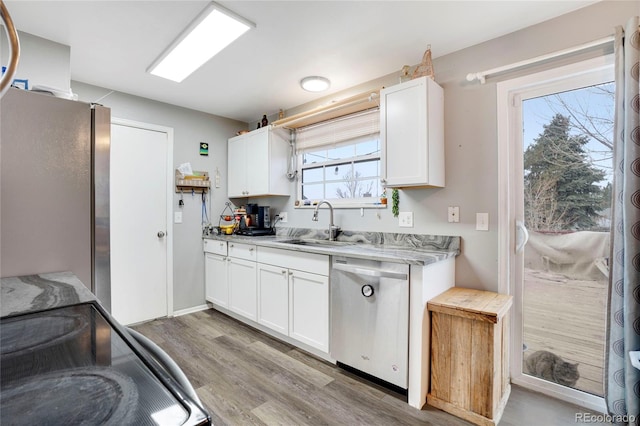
xmin=312 ymin=200 xmax=341 ymax=241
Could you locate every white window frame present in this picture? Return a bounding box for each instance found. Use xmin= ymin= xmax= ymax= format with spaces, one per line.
xmin=294 ymin=109 xmax=386 ymax=209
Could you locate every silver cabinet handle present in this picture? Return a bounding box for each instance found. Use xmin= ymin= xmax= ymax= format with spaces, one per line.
xmin=332 ymin=262 xmax=407 ymax=280
xmin=157 ymin=231 xmax=166 ymax=238
xmin=281 ymin=270 xmax=287 ymax=275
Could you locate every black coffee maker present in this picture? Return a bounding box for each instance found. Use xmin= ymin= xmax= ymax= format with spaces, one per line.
xmin=239 ymin=204 xmax=273 ymax=236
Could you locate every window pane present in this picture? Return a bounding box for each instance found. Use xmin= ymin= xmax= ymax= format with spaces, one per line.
xmin=302 ymin=166 xmax=324 ymax=183
xmin=327 ymin=144 xmax=355 ymax=161
xmin=301 ymin=183 xmax=323 ymax=200
xmin=328 ymin=181 xmax=354 ymax=199
xmin=327 ymin=163 xmax=353 ymax=181
xmin=356 ymin=139 xmax=380 ymax=157
xmin=357 ymin=179 xmax=378 ymax=197
xmin=354 ymin=159 xmax=380 ymax=178
xmin=303 ymin=150 xmax=326 ymax=165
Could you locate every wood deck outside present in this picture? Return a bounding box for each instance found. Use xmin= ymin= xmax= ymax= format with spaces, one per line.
xmin=523 ymin=268 xmax=607 ymax=397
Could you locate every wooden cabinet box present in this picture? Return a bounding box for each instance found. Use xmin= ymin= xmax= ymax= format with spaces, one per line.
xmin=427 ymin=288 xmax=512 ymax=426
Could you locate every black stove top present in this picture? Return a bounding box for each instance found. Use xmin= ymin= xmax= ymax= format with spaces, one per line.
xmin=235 ymin=227 xmax=275 ymax=236
xmin=0 ymin=303 xmax=208 ymax=425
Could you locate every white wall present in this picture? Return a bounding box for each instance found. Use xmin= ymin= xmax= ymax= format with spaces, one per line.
xmin=0 ymin=31 xmax=70 ymax=91
xmin=72 ymin=81 xmax=245 ymax=311
xmin=251 ymin=1 xmax=636 ymax=292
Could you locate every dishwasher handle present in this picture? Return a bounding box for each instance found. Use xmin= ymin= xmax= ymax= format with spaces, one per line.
xmin=333 ymin=262 xmax=408 ymax=280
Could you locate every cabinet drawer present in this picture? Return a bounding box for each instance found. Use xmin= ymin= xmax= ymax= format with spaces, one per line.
xmin=203 ymin=239 xmax=227 ymax=256
xmin=228 ymin=242 xmax=257 ymax=261
xmin=257 ymin=246 xmax=329 ymax=276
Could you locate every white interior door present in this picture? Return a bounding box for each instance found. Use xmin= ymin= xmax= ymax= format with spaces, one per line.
xmin=110 ymin=120 xmax=173 ymax=325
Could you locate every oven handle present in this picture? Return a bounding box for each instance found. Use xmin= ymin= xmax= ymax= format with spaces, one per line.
xmin=126 ymin=327 xmax=203 ymax=407
xmin=332 ymin=262 xmax=408 ymax=280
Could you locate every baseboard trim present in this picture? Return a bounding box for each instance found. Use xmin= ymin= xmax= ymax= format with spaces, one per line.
xmin=172 ymin=304 xmax=209 ymax=317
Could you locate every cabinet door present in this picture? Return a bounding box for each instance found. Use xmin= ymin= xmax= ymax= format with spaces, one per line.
xmin=245 ymin=130 xmax=270 ymax=196
xmin=227 ymin=136 xmax=247 ymax=197
xmin=257 ymin=263 xmax=289 ymax=335
xmin=228 ymin=257 xmax=257 ymax=320
xmin=205 ymin=253 xmax=228 ymax=307
xmin=381 ymin=76 xmax=444 ymax=188
xmin=289 ymin=270 xmax=329 ymax=352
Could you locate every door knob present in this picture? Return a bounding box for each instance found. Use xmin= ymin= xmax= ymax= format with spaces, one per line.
xmin=157 ymin=231 xmax=166 ymax=238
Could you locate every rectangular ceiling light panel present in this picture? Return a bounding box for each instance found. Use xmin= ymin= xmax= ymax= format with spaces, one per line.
xmin=148 ymin=2 xmax=254 ymax=83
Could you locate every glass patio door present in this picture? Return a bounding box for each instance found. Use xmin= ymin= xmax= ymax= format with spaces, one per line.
xmin=502 ymin=56 xmax=614 ymax=411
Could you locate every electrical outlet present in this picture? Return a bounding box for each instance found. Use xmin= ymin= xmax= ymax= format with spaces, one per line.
xmin=476 ymin=213 xmax=489 ymax=231
xmin=279 ymin=212 xmax=288 ymax=223
xmin=399 ymin=211 xmax=413 ymax=227
xmin=448 ymin=206 xmax=460 ymax=223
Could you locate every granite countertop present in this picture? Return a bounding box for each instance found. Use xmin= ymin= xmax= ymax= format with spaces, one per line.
xmin=1 ymin=271 xmax=96 ymax=318
xmin=204 ymin=227 xmax=460 ymax=266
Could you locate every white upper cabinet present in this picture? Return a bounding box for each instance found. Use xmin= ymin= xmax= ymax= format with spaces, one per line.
xmin=227 ymin=126 xmax=290 ymax=197
xmin=380 ymin=76 xmax=444 ymax=188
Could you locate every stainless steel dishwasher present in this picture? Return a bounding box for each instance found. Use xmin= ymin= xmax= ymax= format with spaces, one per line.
xmin=330 ymin=256 xmax=410 ymax=390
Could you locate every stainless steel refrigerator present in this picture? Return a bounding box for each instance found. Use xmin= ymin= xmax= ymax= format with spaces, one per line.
xmin=0 ymin=88 xmax=112 ymax=310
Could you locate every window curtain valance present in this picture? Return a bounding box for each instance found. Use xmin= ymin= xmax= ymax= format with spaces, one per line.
xmin=295 ymin=108 xmax=380 ymax=152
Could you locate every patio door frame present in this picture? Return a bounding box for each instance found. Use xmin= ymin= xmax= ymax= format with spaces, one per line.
xmin=496 ymin=55 xmax=613 ymax=413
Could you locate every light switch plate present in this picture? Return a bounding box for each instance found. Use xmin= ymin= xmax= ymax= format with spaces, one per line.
xmin=476 ymin=213 xmax=489 ymax=231
xmin=279 ymin=212 xmax=288 ymax=223
xmin=174 ymin=211 xmax=183 ymax=224
xmin=399 ymin=211 xmax=413 ymax=227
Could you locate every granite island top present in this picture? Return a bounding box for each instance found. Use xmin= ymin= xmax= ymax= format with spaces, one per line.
xmin=1 ymin=271 xmax=96 ymax=318
xmin=204 ymin=227 xmax=460 ymax=266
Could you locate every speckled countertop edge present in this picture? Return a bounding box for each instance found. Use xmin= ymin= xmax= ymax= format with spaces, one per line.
xmin=1 ymin=271 xmax=96 ymax=318
xmin=204 ymin=227 xmax=460 ymax=266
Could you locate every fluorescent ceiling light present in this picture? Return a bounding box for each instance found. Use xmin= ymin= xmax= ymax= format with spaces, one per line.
xmin=300 ymin=76 xmax=331 ymax=92
xmin=148 ymin=2 xmax=254 ymax=83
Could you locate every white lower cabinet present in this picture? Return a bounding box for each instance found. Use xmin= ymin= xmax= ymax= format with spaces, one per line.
xmin=257 ymin=263 xmax=289 ymax=335
xmin=205 ymin=253 xmax=228 ymax=307
xmin=288 ymin=270 xmax=329 ymax=353
xmin=204 ymin=240 xmax=229 ymax=307
xmin=228 ymin=257 xmax=257 ymax=321
xmin=204 ymin=240 xmax=329 ymax=355
xmin=257 ymin=246 xmax=329 ymax=353
xmin=204 ymin=240 xmax=258 ymax=321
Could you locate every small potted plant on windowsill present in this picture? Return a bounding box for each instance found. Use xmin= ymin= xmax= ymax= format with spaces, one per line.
xmin=380 ymin=190 xmax=387 ymax=205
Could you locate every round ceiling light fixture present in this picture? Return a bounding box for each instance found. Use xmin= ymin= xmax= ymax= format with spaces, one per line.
xmin=300 ymin=76 xmax=330 ymax=92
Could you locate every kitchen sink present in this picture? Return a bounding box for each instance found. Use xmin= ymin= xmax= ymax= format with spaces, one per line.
xmin=276 ymin=239 xmax=354 ymax=247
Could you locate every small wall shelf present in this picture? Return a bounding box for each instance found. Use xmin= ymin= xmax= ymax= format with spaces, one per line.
xmin=175 ymin=170 xmax=210 ymax=193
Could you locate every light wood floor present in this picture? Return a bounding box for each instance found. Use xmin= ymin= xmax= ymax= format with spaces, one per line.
xmin=133 ymin=309 xmax=608 ymax=426
xmin=523 ymin=269 xmax=607 ymax=396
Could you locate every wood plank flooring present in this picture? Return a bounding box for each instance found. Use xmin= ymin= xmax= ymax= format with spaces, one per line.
xmin=132 ymin=308 xmax=608 ymax=426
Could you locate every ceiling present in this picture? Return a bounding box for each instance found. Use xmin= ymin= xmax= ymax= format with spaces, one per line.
xmin=4 ymin=1 xmax=598 ymax=123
